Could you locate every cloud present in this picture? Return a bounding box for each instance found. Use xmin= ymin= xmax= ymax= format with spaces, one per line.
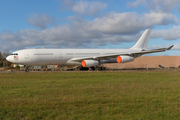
xmin=128 ymin=0 xmax=180 ymax=12
xmin=173 ymin=43 xmax=180 ymax=50
xmin=27 ymin=13 xmax=56 ymax=29
xmin=0 ymin=10 xmax=178 ymax=51
xmin=151 ymin=26 xmax=180 ymax=40
xmin=147 ymin=44 xmax=171 ymax=50
xmin=127 ymin=0 xmax=146 ymax=7
xmin=63 ymin=0 xmax=107 ymax=15
xmin=90 ymin=11 xmax=177 ymax=34
xmin=0 ymin=31 xmax=44 ymax=51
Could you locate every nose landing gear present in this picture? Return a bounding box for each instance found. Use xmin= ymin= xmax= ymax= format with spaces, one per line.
xmin=25 ymin=65 xmax=29 ymax=72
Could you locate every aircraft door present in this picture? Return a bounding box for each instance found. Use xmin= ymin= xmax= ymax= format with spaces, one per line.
xmin=59 ymin=51 xmax=63 ymax=58
xmin=24 ymin=51 xmax=30 ymax=59
xmin=102 ymin=51 xmax=106 ymax=55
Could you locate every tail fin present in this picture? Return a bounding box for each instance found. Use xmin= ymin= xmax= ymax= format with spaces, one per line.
xmin=131 ymin=29 xmax=151 ymax=50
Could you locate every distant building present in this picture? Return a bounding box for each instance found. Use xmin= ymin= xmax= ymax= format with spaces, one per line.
xmin=103 ymin=56 xmax=180 ymax=69
xmin=13 ymin=64 xmax=24 ymax=68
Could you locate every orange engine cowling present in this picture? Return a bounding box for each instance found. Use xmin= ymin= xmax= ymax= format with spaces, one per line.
xmin=117 ymin=56 xmax=134 ymax=63
xmin=82 ymin=60 xmax=98 ymax=67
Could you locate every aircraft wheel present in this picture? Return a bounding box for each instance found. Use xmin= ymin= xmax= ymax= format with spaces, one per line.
xmin=25 ymin=65 xmax=29 ymax=72
xmin=25 ymin=68 xmax=29 ymax=72
xmin=102 ymin=67 xmax=106 ymax=70
xmin=98 ymin=67 xmax=102 ymax=71
xmin=90 ymin=66 xmax=96 ymax=71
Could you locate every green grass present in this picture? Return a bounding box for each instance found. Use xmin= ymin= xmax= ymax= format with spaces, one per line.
xmin=1 ymin=71 xmax=180 ymax=119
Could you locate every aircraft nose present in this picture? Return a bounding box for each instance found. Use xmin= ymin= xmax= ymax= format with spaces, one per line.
xmin=6 ymin=56 xmax=13 ymax=62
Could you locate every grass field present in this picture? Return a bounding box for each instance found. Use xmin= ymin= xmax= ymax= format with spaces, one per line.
xmin=1 ymin=71 xmax=180 ymax=119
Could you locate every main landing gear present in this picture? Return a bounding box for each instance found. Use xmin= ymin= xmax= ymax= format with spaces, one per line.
xmin=96 ymin=59 xmax=106 ymax=71
xmin=25 ymin=65 xmax=29 ymax=72
xmin=97 ymin=66 xmax=106 ymax=71
xmin=78 ymin=66 xmax=105 ymax=71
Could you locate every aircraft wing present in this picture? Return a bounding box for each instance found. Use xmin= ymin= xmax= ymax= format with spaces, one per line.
xmin=70 ymin=45 xmax=174 ymax=62
xmin=131 ymin=45 xmax=174 ymax=55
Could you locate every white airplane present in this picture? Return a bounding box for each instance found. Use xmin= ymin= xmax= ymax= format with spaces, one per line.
xmin=6 ymin=29 xmax=173 ymax=72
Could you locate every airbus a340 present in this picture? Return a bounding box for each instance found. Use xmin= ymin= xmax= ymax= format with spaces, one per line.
xmin=6 ymin=29 xmax=173 ymax=72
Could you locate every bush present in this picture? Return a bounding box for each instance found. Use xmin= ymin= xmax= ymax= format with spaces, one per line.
xmin=15 ymin=65 xmax=20 ymax=69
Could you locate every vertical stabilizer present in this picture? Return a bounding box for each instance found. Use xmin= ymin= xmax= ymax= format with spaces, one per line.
xmin=131 ymin=29 xmax=151 ymax=50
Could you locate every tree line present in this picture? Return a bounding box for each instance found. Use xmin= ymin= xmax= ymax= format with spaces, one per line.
xmin=0 ymin=51 xmax=11 ymax=67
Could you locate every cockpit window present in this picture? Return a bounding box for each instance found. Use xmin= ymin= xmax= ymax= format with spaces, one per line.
xmin=10 ymin=53 xmax=18 ymax=55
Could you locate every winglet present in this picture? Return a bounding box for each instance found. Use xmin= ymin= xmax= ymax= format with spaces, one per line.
xmin=166 ymin=45 xmax=174 ymax=50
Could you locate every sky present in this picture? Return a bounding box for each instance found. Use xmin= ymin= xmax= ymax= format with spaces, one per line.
xmin=0 ymin=0 xmax=180 ymax=56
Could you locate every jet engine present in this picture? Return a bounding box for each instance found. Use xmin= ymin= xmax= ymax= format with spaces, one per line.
xmin=81 ymin=56 xmax=134 ymax=67
xmin=82 ymin=60 xmax=98 ymax=67
xmin=117 ymin=56 xmax=134 ymax=63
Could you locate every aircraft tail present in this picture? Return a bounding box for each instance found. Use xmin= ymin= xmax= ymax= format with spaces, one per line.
xmin=131 ymin=29 xmax=151 ymax=50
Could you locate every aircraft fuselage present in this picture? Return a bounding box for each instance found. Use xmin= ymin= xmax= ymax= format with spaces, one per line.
xmin=6 ymin=49 xmax=139 ymax=66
